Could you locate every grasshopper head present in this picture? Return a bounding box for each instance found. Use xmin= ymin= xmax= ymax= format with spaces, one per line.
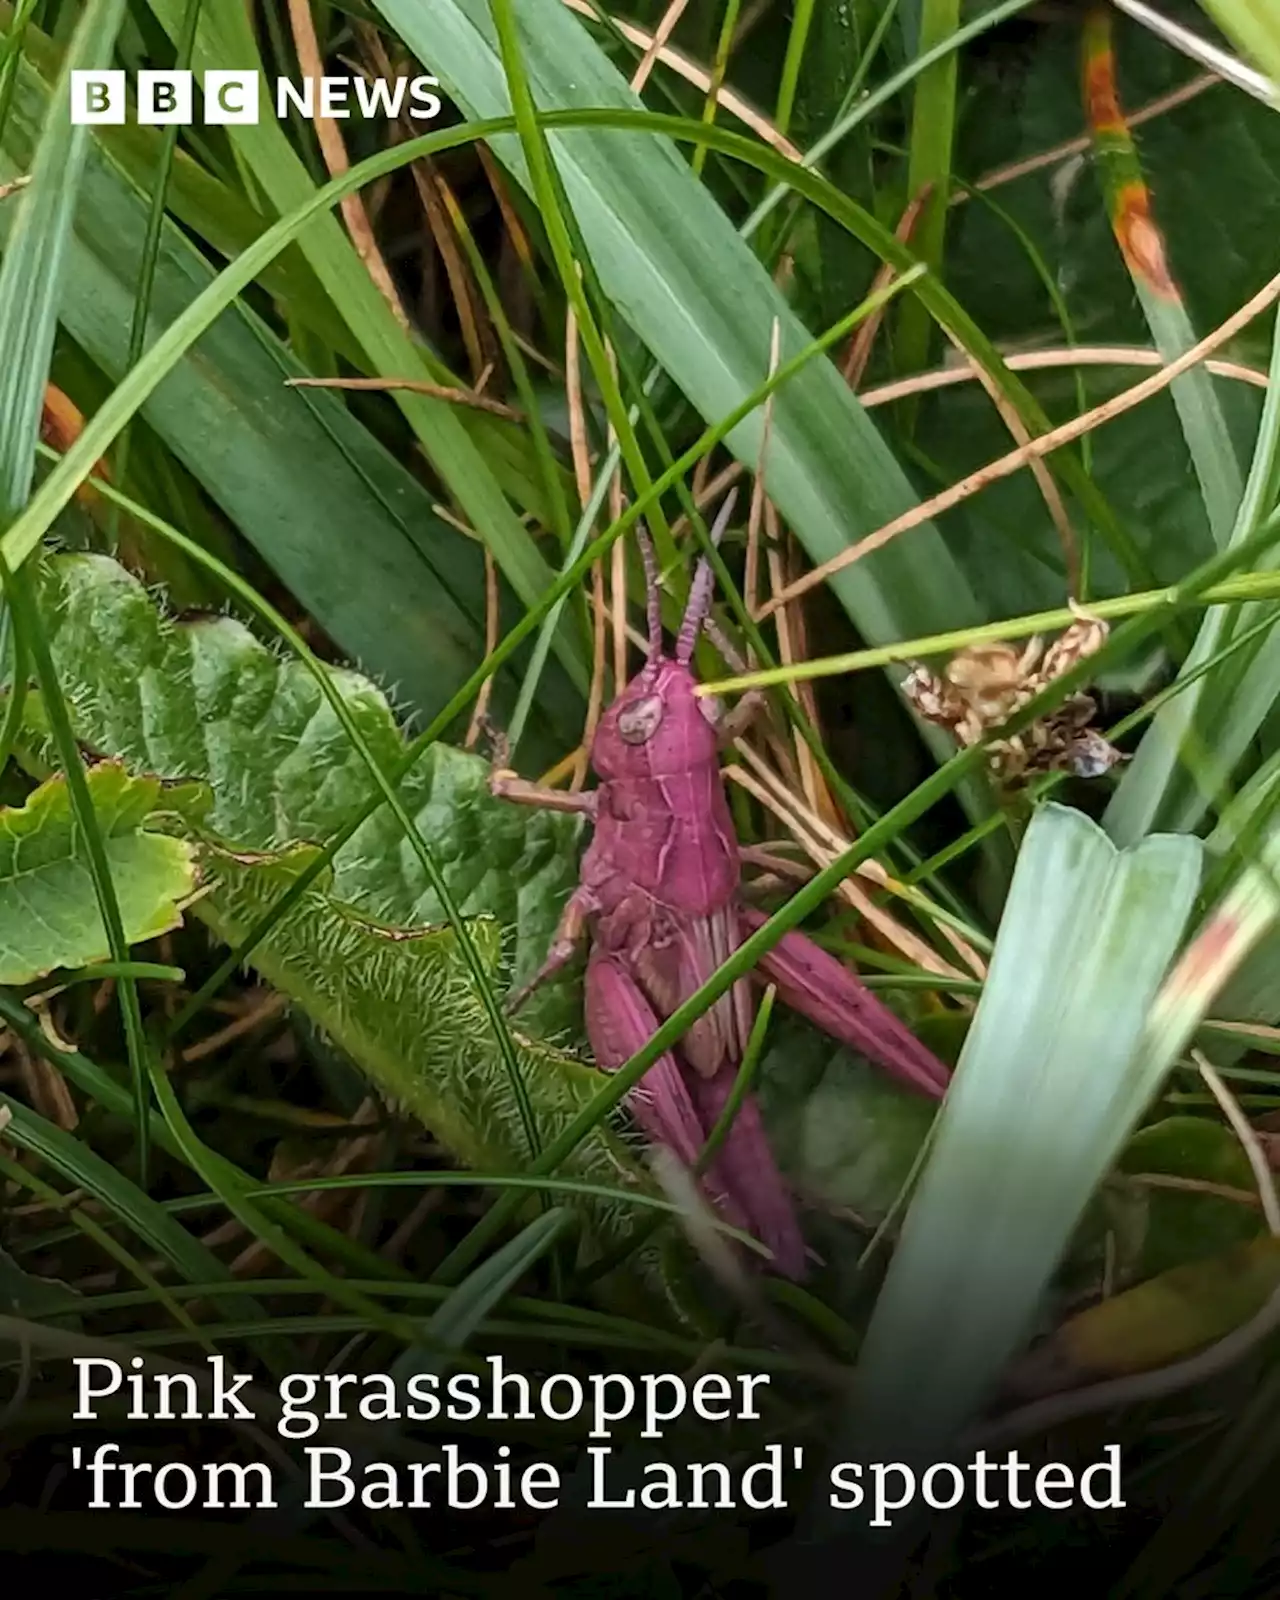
xmin=591 ymin=494 xmax=736 ymax=781
xmin=592 ymin=656 xmax=722 ymax=781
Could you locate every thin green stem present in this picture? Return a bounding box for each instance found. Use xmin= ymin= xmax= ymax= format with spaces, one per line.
xmin=487 ymin=0 xmax=670 ymax=558
xmin=775 ymin=0 xmax=817 ymax=138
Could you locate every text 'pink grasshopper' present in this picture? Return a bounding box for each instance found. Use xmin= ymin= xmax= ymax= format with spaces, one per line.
xmin=488 ymin=497 xmax=951 ymax=1279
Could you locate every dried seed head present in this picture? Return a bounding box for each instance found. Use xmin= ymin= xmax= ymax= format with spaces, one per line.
xmin=945 ymin=642 xmax=1029 ymax=723
xmin=1041 ymin=604 xmax=1109 ymax=682
xmin=902 ymin=662 xmax=957 ymax=725
xmin=1064 ymin=729 xmax=1126 ymax=779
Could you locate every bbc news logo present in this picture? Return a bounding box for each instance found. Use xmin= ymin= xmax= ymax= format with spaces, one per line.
xmin=70 ymin=70 xmax=443 ymax=126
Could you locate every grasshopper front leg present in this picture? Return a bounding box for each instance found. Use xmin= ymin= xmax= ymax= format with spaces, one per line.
xmin=738 ymin=907 xmax=951 ymax=1098
xmin=482 ymin=719 xmax=599 ymax=818
xmin=715 ymin=689 xmax=767 ymax=748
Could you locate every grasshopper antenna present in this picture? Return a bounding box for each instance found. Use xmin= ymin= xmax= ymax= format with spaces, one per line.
xmin=634 ymin=522 xmax=664 ymax=665
xmin=677 ymin=489 xmax=737 ymax=665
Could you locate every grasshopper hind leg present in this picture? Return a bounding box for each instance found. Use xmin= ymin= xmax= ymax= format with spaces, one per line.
xmin=585 ymin=952 xmax=807 ymax=1280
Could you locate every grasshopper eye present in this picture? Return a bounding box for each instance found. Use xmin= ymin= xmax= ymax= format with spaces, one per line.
xmin=698 ymin=695 xmax=723 ymax=725
xmin=618 ymin=694 xmax=664 ymax=744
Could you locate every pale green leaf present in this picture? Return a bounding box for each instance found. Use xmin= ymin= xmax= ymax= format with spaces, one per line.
xmin=0 ymin=761 xmax=195 ymax=984
xmin=817 ymin=802 xmax=1203 ymax=1523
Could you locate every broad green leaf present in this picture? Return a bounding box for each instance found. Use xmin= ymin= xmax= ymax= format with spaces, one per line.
xmin=0 ymin=761 xmax=194 ymax=984
xmin=814 ymin=802 xmax=1203 ymax=1529
xmin=26 ymin=550 xmax=585 ymax=1040
xmin=0 ymin=51 xmax=582 ymax=762
xmin=1116 ymin=1116 xmax=1264 ymax=1278
xmin=371 ymin=0 xmax=987 ymax=657
xmin=755 ymin=1016 xmax=938 ymax=1225
xmin=16 ymin=552 xmax=678 ymax=1300
xmin=190 ymin=836 xmax=639 ymax=1220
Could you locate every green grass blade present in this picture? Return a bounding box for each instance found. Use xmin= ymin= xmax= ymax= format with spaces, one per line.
xmin=0 ymin=52 xmax=572 ymax=743
xmin=0 ymin=984 xmax=422 ymax=1290
xmin=0 ymin=0 xmax=35 ymax=143
xmin=1105 ymin=304 xmax=1280 ymax=845
xmin=775 ymin=0 xmax=817 ymax=138
xmin=392 ymin=1207 xmax=573 ymax=1380
xmin=0 ymin=0 xmax=156 ymax=1166
xmin=0 ymin=1092 xmax=259 ymax=1311
xmin=110 ymin=0 xmax=202 ymax=514
xmin=142 ymin=0 xmax=588 ymax=693
xmin=894 ymin=0 xmax=960 ymax=415
xmin=1084 ymin=7 xmax=1243 ymax=552
xmin=372 ymin=0 xmax=988 ymax=659
xmin=0 ymin=0 xmax=122 ymax=508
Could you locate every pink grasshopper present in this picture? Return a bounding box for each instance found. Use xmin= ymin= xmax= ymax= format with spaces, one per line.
xmin=488 ymin=498 xmax=950 ymax=1279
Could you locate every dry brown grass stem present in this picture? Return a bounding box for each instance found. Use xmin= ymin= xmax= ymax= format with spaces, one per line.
xmin=465 ymin=551 xmax=502 ymax=750
xmin=761 ymin=504 xmax=829 ymax=819
xmin=557 ymin=6 xmax=1206 ymax=220
xmin=559 ymin=0 xmax=802 ymax=160
xmin=286 ymin=0 xmax=409 ymax=330
xmin=563 ymin=303 xmax=604 ymax=789
xmin=414 ymin=168 xmax=493 ymax=380
xmin=728 ymin=742 xmax=985 ymax=982
xmin=576 ymin=561 xmax=610 ymax=792
xmin=736 ymin=741 xmax=987 ymax=980
xmin=943 ymin=329 xmax=1080 ymax=598
xmin=284 ymin=376 xmax=522 ymax=419
xmin=180 ymin=990 xmax=290 ymax=1065
xmin=1194 ymin=1048 xmax=1280 ymax=1235
xmin=16 ymin=1037 xmax=77 ymax=1130
xmin=723 ymin=759 xmax=974 ymax=985
xmin=759 ymin=268 xmax=1280 ymax=620
xmin=745 ymin=320 xmax=782 ymax=623
xmin=843 ymin=187 xmax=931 ymax=389
xmin=858 ymin=345 xmax=1268 ymax=408
xmin=960 ymin=73 xmax=1220 ymax=202
xmin=631 ymin=0 xmax=691 ymax=91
